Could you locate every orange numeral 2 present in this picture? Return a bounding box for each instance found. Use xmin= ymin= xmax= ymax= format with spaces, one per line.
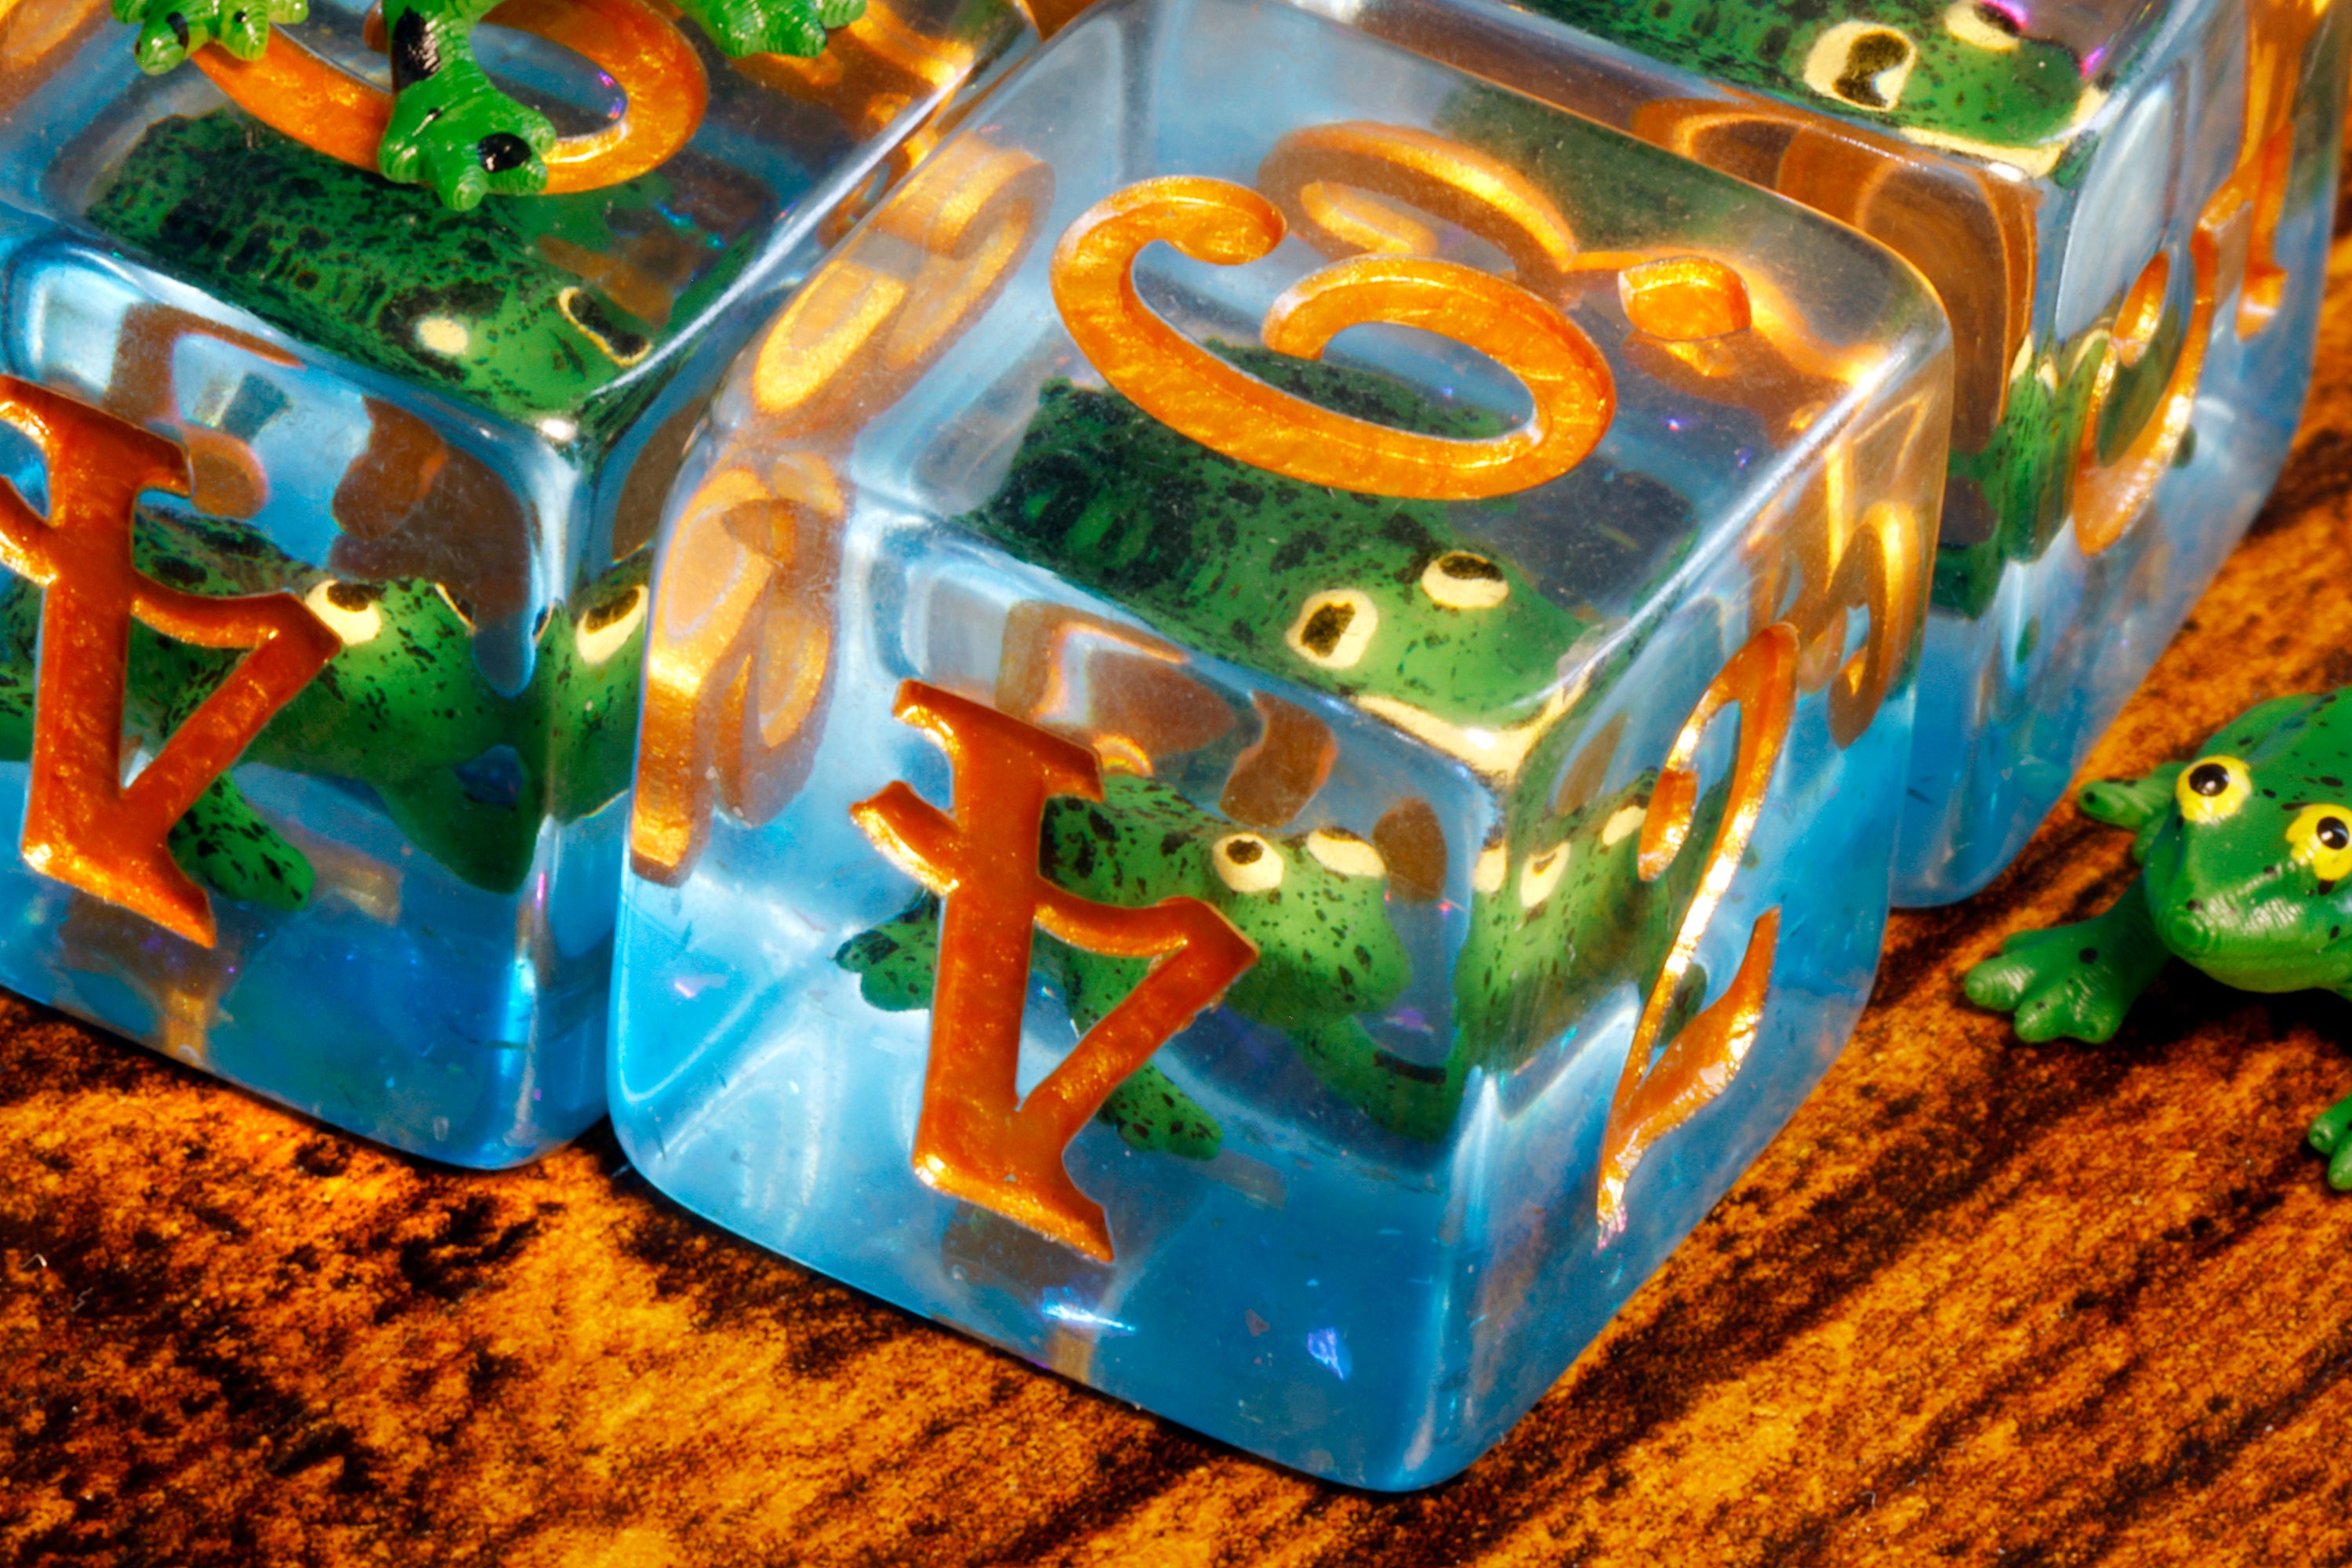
xmin=1599 ymin=622 xmax=1798 ymax=1239
xmin=851 ymin=681 xmax=1257 ymax=1261
xmin=0 ymin=379 xmax=336 ymax=946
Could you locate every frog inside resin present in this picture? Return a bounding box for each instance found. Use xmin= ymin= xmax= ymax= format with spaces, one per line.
xmin=837 ymin=355 xmax=1724 ymax=1155
xmin=87 ymin=114 xmax=773 ymax=446
xmin=112 ymin=0 xmax=863 ymax=209
xmin=0 ymin=504 xmax=648 ymax=909
xmin=1965 ymin=691 xmax=2352 ymax=1184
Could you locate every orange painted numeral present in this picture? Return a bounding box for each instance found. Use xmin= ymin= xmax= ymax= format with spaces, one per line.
xmin=630 ymin=140 xmax=1051 ymax=884
xmin=191 ymin=0 xmax=705 ymax=196
xmin=1051 ymin=176 xmax=1613 ymax=501
xmin=1599 ymin=622 xmax=1798 ymax=1239
xmin=851 ymin=681 xmax=1257 ymax=1261
xmin=0 ymin=379 xmax=337 ymax=946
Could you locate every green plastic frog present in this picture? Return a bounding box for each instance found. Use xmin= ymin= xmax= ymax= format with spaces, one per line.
xmin=89 ymin=113 xmax=771 ymax=448
xmin=958 ymin=352 xmax=1599 ymax=768
xmin=0 ymin=504 xmax=648 ymax=910
xmin=114 ymin=0 xmax=862 ymax=209
xmin=1513 ymin=0 xmax=2122 ymax=158
xmin=837 ymin=771 xmax=1417 ymax=1157
xmin=1965 ymin=691 xmax=2352 ymax=1183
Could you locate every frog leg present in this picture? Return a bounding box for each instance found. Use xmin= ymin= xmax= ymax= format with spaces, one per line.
xmin=2306 ymin=1075 xmax=2352 ymax=1191
xmin=1098 ymin=1063 xmax=1221 ymax=1160
xmin=833 ymin=897 xmax=1228 ymax=1162
xmin=671 ymin=0 xmax=859 ymax=59
xmin=834 ymin=891 xmax=942 ymax=1011
xmin=376 ymin=0 xmax=556 ymax=209
xmin=373 ymin=766 xmax=540 ymax=894
xmin=1287 ymin=1014 xmax=1462 ymax=1142
xmin=167 ymin=773 xmax=314 ymax=911
xmin=115 ymin=0 xmax=307 ymax=75
xmin=2077 ymin=763 xmax=2184 ymax=833
xmin=1962 ymin=875 xmax=2171 ymax=1044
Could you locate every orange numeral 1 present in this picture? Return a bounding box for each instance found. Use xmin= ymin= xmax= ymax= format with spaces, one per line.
xmin=851 ymin=681 xmax=1257 ymax=1261
xmin=1599 ymin=622 xmax=1798 ymax=1239
xmin=0 ymin=379 xmax=337 ymax=946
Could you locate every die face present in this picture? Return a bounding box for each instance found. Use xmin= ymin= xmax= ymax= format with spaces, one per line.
xmin=0 ymin=0 xmax=1029 ymax=1163
xmin=1330 ymin=0 xmax=2352 ymax=902
xmin=612 ymin=0 xmax=1949 ymax=1486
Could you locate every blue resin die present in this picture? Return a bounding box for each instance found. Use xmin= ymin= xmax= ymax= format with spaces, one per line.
xmin=610 ymin=0 xmax=1951 ymax=1486
xmin=1329 ymin=0 xmax=2352 ymax=902
xmin=0 ymin=0 xmax=1028 ymax=1163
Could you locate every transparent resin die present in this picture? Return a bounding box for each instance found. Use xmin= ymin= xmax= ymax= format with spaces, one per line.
xmin=610 ymin=0 xmax=1951 ymax=1486
xmin=0 ymin=0 xmax=1028 ymax=1163
xmin=1327 ymin=0 xmax=2351 ymax=902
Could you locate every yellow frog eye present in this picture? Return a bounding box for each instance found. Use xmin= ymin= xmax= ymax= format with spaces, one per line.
xmin=1419 ymin=551 xmax=1510 ymax=611
xmin=1944 ymin=1 xmax=2022 ymax=50
xmin=1286 ymin=590 xmax=1378 ymax=670
xmin=1802 ymin=21 xmax=1918 ymax=111
xmin=1518 ymin=840 xmax=1570 ymax=909
xmin=1211 ymin=833 xmax=1285 ymax=893
xmin=2176 ymin=755 xmax=2252 ymax=824
xmin=575 ymin=583 xmax=648 ymax=666
xmin=304 ymin=579 xmax=384 ymax=647
xmin=2288 ymin=805 xmax=2352 ymax=884
xmin=1305 ymin=828 xmax=1385 ymax=878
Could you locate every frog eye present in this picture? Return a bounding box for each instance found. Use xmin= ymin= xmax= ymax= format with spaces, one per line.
xmin=1944 ymin=0 xmax=2022 ymax=50
xmin=557 ymin=287 xmax=652 ymax=368
xmin=1211 ymin=833 xmax=1285 ymax=893
xmin=1601 ymin=801 xmax=1648 ymax=847
xmin=1471 ymin=835 xmax=1508 ymax=895
xmin=2176 ymin=755 xmax=2252 ymax=824
xmin=1305 ymin=828 xmax=1385 ymax=878
xmin=1518 ymin=840 xmax=1570 ymax=908
xmin=434 ymin=584 xmax=477 ymax=631
xmin=1803 ymin=22 xmax=1918 ymax=111
xmin=304 ymin=579 xmax=384 ymax=647
xmin=575 ymin=584 xmax=648 ymax=666
xmin=2288 ymin=805 xmax=2352 ymax=883
xmin=1419 ymin=552 xmax=1510 ymax=612
xmin=1286 ymin=590 xmax=1378 ymax=670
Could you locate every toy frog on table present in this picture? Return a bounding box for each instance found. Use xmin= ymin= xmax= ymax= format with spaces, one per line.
xmin=1965 ymin=689 xmax=2352 ymax=1185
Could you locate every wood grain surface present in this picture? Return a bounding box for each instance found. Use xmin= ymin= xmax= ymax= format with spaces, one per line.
xmin=13 ymin=227 xmax=2352 ymax=1568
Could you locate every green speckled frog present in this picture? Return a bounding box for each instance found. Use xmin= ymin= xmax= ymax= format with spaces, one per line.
xmin=1965 ymin=691 xmax=2352 ymax=1184
xmin=114 ymin=0 xmax=860 ymax=209
xmin=1519 ymin=0 xmax=2128 ymax=157
xmin=1 ymin=504 xmax=648 ymax=910
xmin=960 ymin=352 xmax=1599 ymax=778
xmin=838 ymin=771 xmax=1419 ymax=1156
xmin=88 ymin=113 xmax=771 ymax=448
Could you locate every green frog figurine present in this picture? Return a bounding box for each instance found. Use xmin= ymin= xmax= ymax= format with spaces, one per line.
xmin=1 ymin=504 xmax=648 ymax=911
xmin=1965 ymin=690 xmax=2352 ymax=1185
xmin=114 ymin=0 xmax=864 ymax=209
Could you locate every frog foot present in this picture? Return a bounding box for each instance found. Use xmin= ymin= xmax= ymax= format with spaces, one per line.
xmin=2309 ymin=1093 xmax=2352 ymax=1190
xmin=674 ymin=0 xmax=851 ymax=58
xmin=379 ymin=68 xmax=554 ymax=209
xmin=167 ymin=776 xmax=314 ymax=913
xmin=1100 ymin=1063 xmax=1221 ymax=1162
xmin=117 ymin=0 xmax=305 ymax=72
xmin=1964 ymin=916 xmax=2163 ymax=1044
